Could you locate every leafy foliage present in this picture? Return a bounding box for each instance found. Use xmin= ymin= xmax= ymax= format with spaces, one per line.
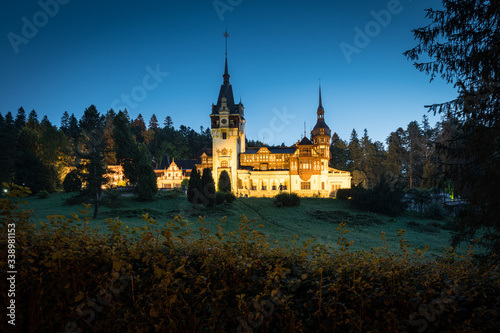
xmin=1 ymin=185 xmax=499 ymax=332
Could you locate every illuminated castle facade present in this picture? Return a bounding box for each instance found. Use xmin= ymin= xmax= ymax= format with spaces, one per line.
xmin=191 ymin=53 xmax=351 ymax=197
xmin=109 ymin=50 xmax=351 ymax=197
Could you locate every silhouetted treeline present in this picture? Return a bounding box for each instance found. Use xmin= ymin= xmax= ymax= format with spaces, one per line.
xmin=1 ymin=105 xmax=455 ymax=196
xmin=0 ymin=107 xmax=211 ymax=193
xmin=330 ymin=114 xmax=458 ymax=193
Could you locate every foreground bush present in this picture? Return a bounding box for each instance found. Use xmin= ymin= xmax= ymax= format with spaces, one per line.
xmin=275 ymin=192 xmax=300 ymax=207
xmin=1 ymin=184 xmax=499 ymax=332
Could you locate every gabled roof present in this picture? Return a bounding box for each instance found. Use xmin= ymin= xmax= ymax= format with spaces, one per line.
xmin=171 ymin=159 xmax=197 ymax=171
xmin=298 ymin=137 xmax=313 ymax=146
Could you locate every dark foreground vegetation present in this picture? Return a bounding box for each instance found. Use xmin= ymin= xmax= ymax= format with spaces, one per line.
xmin=1 ymin=185 xmax=499 ymax=332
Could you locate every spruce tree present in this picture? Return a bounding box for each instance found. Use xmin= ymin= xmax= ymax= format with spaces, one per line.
xmin=201 ymin=168 xmax=215 ymax=207
xmin=135 ymin=143 xmax=157 ymax=201
xmin=218 ymin=170 xmax=231 ymax=193
xmin=405 ymin=0 xmax=500 ymax=254
xmin=187 ymin=165 xmax=201 ymax=204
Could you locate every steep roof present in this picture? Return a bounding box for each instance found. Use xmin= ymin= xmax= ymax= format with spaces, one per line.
xmin=311 ymin=85 xmax=332 ymax=137
xmin=298 ymin=137 xmax=313 ymax=146
xmin=212 ymin=55 xmax=242 ymax=114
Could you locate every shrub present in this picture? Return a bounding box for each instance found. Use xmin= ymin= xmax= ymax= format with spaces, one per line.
xmin=215 ymin=191 xmax=235 ymax=205
xmin=225 ymin=191 xmax=236 ymax=203
xmin=2 ymin=184 xmax=500 ymax=333
xmin=275 ymin=192 xmax=300 ymax=207
xmin=36 ymin=189 xmax=49 ymax=199
xmin=336 ymin=188 xmax=352 ymax=200
xmin=351 ymin=175 xmax=406 ymax=216
xmin=425 ymin=202 xmax=447 ymax=220
xmin=215 ymin=191 xmax=226 ymax=205
xmin=62 ymin=170 xmax=82 ymax=192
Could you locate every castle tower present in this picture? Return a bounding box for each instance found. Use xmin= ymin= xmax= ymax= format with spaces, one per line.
xmin=311 ymin=85 xmax=331 ymax=171
xmin=210 ymin=31 xmax=245 ymax=192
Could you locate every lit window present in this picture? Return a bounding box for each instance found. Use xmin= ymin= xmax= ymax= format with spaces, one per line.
xmin=221 ymin=161 xmax=228 ymax=168
xmin=301 ymin=182 xmax=311 ymax=190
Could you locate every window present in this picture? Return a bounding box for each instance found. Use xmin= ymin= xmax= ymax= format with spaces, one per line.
xmin=262 ymin=185 xmax=267 ymax=190
xmin=321 ymin=182 xmax=325 ymax=190
xmin=221 ymin=161 xmax=228 ymax=168
xmin=222 ymin=132 xmax=227 ymax=140
xmin=301 ymin=182 xmax=311 ymax=190
xmin=272 ymin=185 xmax=277 ymax=190
xmin=251 ymin=185 xmax=257 ymax=190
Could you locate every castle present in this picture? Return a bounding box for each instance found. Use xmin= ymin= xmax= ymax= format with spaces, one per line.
xmin=109 ymin=49 xmax=351 ymax=197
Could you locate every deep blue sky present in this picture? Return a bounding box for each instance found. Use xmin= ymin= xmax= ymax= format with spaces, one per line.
xmin=1 ymin=0 xmax=457 ymax=145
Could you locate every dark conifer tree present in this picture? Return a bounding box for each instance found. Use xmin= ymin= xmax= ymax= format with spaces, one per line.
xmin=405 ymin=0 xmax=500 ymax=253
xmin=201 ymin=167 xmax=215 ymax=207
xmin=15 ymin=107 xmax=26 ymax=130
xmin=187 ymin=165 xmax=201 ymax=204
xmin=135 ymin=143 xmax=157 ymax=201
xmin=218 ymin=170 xmax=231 ymax=193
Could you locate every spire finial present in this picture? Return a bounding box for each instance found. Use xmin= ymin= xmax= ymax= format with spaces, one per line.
xmin=317 ymin=81 xmax=324 ymax=117
xmin=224 ymin=29 xmax=229 ymax=56
xmin=319 ymin=79 xmax=323 ymax=108
xmin=223 ymin=30 xmax=230 ymax=83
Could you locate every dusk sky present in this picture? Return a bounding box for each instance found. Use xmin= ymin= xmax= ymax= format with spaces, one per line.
xmin=1 ymin=0 xmax=458 ymax=146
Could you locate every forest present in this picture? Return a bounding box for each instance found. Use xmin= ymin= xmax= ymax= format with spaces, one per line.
xmin=0 ymin=106 xmax=456 ymax=197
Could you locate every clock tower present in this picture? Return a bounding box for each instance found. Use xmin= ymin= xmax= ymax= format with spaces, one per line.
xmin=210 ymin=32 xmax=245 ymax=192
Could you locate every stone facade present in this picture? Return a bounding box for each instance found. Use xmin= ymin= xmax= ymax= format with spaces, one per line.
xmin=107 ymin=53 xmax=351 ymax=197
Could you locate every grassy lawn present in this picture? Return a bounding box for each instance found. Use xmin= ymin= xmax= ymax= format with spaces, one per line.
xmin=22 ymin=190 xmax=468 ymax=256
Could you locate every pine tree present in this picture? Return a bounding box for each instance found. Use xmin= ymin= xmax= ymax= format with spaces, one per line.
xmin=329 ymin=133 xmax=349 ymax=170
xmin=131 ymin=114 xmax=147 ymax=144
xmin=60 ymin=111 xmax=70 ymax=134
xmin=113 ymin=111 xmax=139 ymax=184
xmin=75 ymin=105 xmax=108 ymax=218
xmin=201 ymin=168 xmax=215 ymax=207
xmin=404 ymin=121 xmax=424 ymax=188
xmin=347 ymin=129 xmax=362 ymax=173
xmin=135 ymin=143 xmax=157 ymax=201
xmin=187 ymin=165 xmax=202 ymax=204
xmin=15 ymin=107 xmax=26 ymax=130
xmin=27 ymin=110 xmax=39 ymax=130
xmin=405 ymin=0 xmax=500 ymax=253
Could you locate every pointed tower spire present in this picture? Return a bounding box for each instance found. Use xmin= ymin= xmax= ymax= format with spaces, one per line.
xmin=223 ymin=30 xmax=230 ymax=83
xmin=317 ymin=82 xmax=324 ymax=118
